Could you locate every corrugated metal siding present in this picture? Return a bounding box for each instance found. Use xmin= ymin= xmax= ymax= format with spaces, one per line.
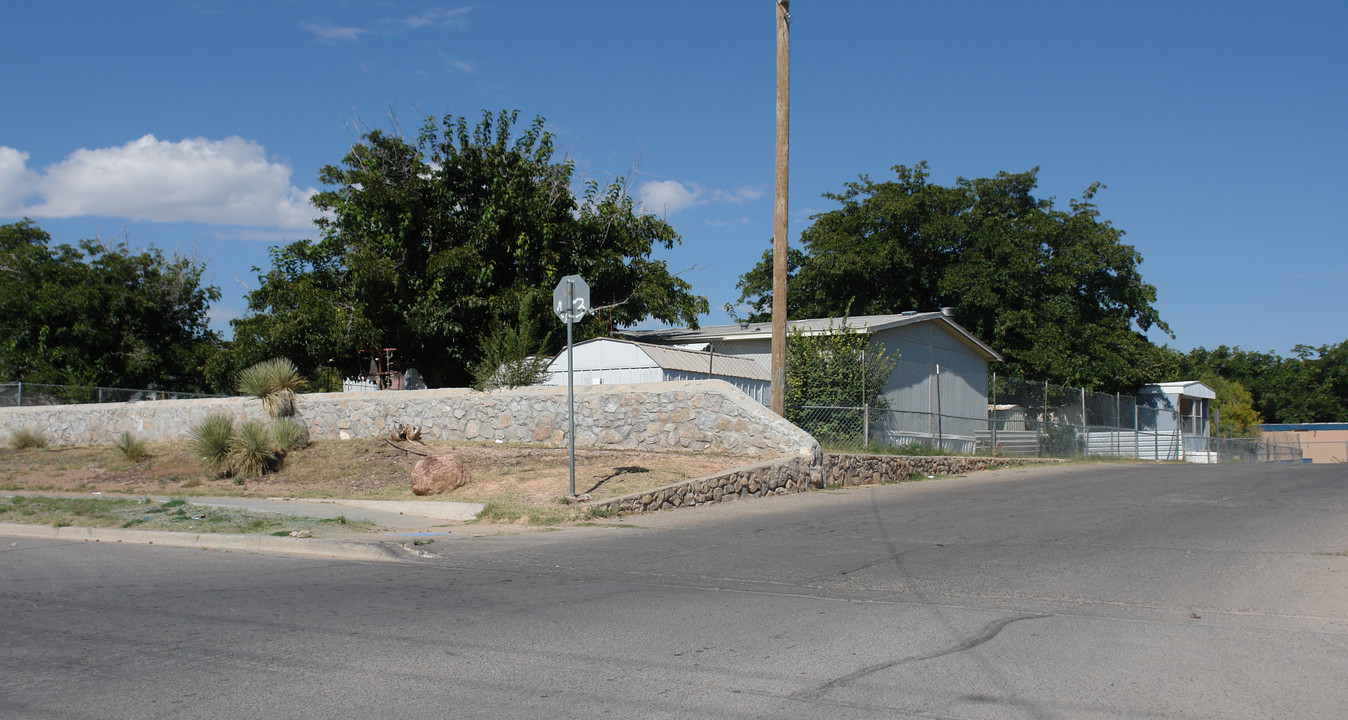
xmin=664 ymin=370 xmax=769 ymax=406
xmin=875 ymin=323 xmax=990 ymax=439
xmin=709 ymin=338 xmax=771 ymax=368
xmin=644 ymin=344 xmax=769 ymax=381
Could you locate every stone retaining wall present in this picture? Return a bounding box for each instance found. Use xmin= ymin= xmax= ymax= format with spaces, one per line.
xmin=0 ymin=380 xmax=817 ymax=459
xmin=584 ymin=453 xmax=1062 ymax=516
xmin=584 ymin=455 xmax=823 ymax=515
xmin=821 ymin=453 xmax=1063 ymax=487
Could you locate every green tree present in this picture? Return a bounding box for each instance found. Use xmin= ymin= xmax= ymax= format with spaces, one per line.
xmin=1197 ymin=372 xmax=1262 ymax=437
xmin=228 ymin=110 xmax=707 ymax=388
xmin=736 ymin=163 xmax=1171 ymax=392
xmin=0 ymin=219 xmax=220 ymax=391
xmin=785 ymin=317 xmax=899 ymax=447
xmin=1181 ymin=343 xmax=1348 ymax=424
xmin=471 ymin=298 xmax=554 ymax=391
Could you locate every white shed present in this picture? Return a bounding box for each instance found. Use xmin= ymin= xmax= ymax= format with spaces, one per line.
xmin=544 ymin=338 xmax=770 ymax=405
xmin=1138 ymin=380 xmax=1217 ymax=462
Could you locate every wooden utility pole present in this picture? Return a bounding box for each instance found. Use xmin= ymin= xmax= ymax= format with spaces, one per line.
xmin=771 ymin=0 xmax=790 ymax=415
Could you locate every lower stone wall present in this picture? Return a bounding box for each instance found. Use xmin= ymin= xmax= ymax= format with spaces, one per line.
xmin=0 ymin=380 xmax=817 ymax=459
xmin=821 ymin=454 xmax=1063 ymax=487
xmin=584 ymin=455 xmax=823 ymax=515
xmin=584 ymin=453 xmax=1062 ymax=516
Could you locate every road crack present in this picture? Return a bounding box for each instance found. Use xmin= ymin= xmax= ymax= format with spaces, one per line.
xmin=796 ymin=612 xmax=1049 ymax=700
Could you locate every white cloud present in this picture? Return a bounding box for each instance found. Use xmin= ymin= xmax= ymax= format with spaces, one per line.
xmin=0 ymin=147 xmax=37 ymax=214
xmin=304 ymin=6 xmax=473 ymax=42
xmin=2 ymin=135 xmax=320 ymax=229
xmin=638 ymin=180 xmax=768 ymax=217
xmin=710 ymin=185 xmax=766 ymax=204
xmin=706 ymin=217 xmax=751 ymax=227
xmin=300 ymin=22 xmax=366 ymax=43
xmin=385 ymin=7 xmax=472 ymax=32
xmin=639 ymin=180 xmax=705 ymax=215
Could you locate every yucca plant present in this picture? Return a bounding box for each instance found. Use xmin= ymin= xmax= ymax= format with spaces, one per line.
xmin=271 ymin=416 xmax=310 ymax=452
xmin=227 ymin=419 xmax=282 ymax=478
xmin=8 ymin=427 xmax=48 ymax=449
xmin=190 ymin=414 xmax=235 ymax=476
xmin=236 ymin=358 xmax=303 ymax=419
xmin=114 ymin=431 xmax=149 ymax=462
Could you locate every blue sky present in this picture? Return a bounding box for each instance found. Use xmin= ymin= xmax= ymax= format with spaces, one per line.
xmin=2 ymin=1 xmax=1345 ymax=357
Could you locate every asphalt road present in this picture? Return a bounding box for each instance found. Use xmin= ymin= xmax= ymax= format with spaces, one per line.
xmin=2 ymin=462 xmax=1345 ymax=719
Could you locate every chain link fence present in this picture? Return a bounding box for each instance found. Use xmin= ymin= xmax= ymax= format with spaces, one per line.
xmin=790 ymin=373 xmax=1303 ymax=463
xmin=0 ymin=382 xmax=224 ymax=407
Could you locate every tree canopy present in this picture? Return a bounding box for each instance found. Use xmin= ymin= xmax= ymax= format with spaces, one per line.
xmin=224 ymin=110 xmax=708 ymax=389
xmin=0 ymin=219 xmax=220 ymax=391
xmin=1176 ymin=343 xmax=1348 ymax=424
xmin=736 ymin=163 xmax=1171 ymax=393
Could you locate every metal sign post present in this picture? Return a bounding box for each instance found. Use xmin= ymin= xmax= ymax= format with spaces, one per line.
xmin=553 ymin=275 xmax=590 ymax=497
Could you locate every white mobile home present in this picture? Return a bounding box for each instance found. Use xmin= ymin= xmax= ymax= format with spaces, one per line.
xmin=544 ymin=338 xmax=770 ymax=405
xmin=623 ymin=311 xmax=1002 ymax=449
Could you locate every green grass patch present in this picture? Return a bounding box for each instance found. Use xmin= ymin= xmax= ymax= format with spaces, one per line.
xmin=472 ymin=492 xmax=581 ymax=526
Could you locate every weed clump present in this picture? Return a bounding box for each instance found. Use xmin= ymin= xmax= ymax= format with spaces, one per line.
xmin=114 ymin=431 xmax=149 ymax=462
xmin=237 ymin=358 xmax=302 ymax=419
xmin=8 ymin=427 xmax=47 ymax=450
xmin=272 ymin=417 xmax=310 ymax=452
xmin=190 ymin=414 xmax=235 ymax=476
xmin=227 ymin=420 xmax=282 ymax=479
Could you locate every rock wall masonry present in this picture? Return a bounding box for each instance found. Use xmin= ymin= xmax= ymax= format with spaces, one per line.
xmin=585 ymin=453 xmax=1062 ymax=516
xmin=0 ymin=380 xmax=818 ymax=459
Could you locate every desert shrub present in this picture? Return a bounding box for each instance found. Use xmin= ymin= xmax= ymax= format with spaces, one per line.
xmin=113 ymin=431 xmax=149 ymax=462
xmin=271 ymin=417 xmax=310 ymax=452
xmin=227 ymin=420 xmax=282 ymax=478
xmin=236 ymin=358 xmax=302 ymax=418
xmin=8 ymin=427 xmax=47 ymax=449
xmin=190 ymin=414 xmax=235 ymax=476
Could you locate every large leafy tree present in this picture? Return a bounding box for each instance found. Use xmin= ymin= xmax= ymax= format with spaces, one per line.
xmin=736 ymin=163 xmax=1171 ymax=393
xmin=0 ymin=219 xmax=220 ymax=391
xmin=227 ymin=110 xmax=707 ymax=389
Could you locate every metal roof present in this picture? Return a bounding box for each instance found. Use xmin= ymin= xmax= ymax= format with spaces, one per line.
xmin=1140 ymin=381 xmax=1217 ymax=400
xmin=569 ymin=338 xmax=770 ymax=381
xmin=621 ymin=312 xmax=1002 ymax=362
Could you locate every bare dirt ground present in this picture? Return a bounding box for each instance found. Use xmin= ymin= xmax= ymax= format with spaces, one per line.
xmin=0 ymin=438 xmax=759 ymax=512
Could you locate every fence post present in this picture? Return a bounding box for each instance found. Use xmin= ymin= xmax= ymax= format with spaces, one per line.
xmin=1080 ymin=387 xmax=1087 ymax=458
xmin=98 ymin=387 xmax=103 ymax=404
xmin=935 ymin=364 xmax=943 ymax=450
xmin=863 ymin=403 xmax=869 ymax=450
xmin=16 ymin=381 xmax=21 ymax=407
xmin=990 ymin=371 xmax=998 ymax=455
xmin=1114 ymin=392 xmax=1121 ymax=457
xmin=1133 ymin=404 xmax=1139 ymax=460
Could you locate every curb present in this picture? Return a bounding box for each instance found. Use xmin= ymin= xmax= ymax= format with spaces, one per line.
xmin=0 ymin=522 xmax=406 ymax=562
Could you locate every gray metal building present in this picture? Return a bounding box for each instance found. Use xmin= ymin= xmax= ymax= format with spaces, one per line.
xmin=624 ymin=311 xmax=1002 ymax=448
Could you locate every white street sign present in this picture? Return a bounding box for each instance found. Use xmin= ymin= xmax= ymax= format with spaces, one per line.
xmin=553 ymin=275 xmax=590 ymax=323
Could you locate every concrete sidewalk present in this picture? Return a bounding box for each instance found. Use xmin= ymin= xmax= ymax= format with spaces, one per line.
xmin=3 ymin=492 xmax=483 ymax=530
xmin=0 ymin=493 xmax=489 ymax=559
xmin=162 ymin=496 xmax=485 ymax=528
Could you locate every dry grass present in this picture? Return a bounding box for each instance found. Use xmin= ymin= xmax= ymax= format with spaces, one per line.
xmin=0 ymin=438 xmax=756 ymax=521
xmin=0 ymin=495 xmax=379 ymax=536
